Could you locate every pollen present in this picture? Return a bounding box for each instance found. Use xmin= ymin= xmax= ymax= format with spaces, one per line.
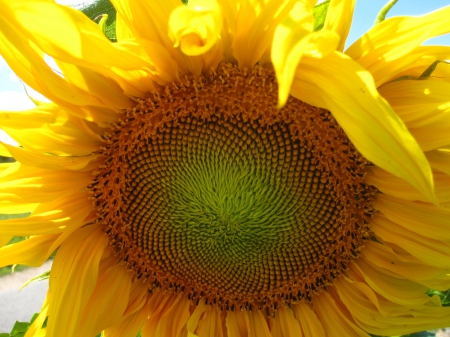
xmin=88 ymin=63 xmax=375 ymax=315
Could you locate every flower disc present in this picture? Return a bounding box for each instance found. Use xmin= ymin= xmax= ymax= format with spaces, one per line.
xmin=89 ymin=63 xmax=375 ymax=313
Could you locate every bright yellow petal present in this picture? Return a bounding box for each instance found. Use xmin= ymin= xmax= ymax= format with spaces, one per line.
xmin=334 ymin=274 xmax=450 ymax=336
xmin=78 ymin=263 xmax=132 ymax=336
xmin=142 ymin=291 xmax=180 ymax=337
xmin=0 ymin=234 xmax=59 ymax=268
xmin=232 ymin=0 xmax=305 ymax=69
xmin=195 ymin=305 xmax=224 ymax=337
xmin=0 ymin=191 xmax=91 ymax=236
xmin=2 ymin=143 xmax=99 ymax=171
xmin=9 ymin=0 xmax=152 ymax=72
xmin=379 ymin=79 xmax=450 ymax=151
xmin=272 ymin=1 xmax=339 ymax=106
xmin=271 ymin=305 xmax=303 ymax=337
xmin=169 ymin=0 xmax=222 ymax=56
xmin=46 ymin=225 xmax=108 ymax=337
xmin=226 ymin=311 xmax=249 ymax=337
xmin=362 ymin=240 xmax=450 ymax=291
xmin=346 ymin=6 xmax=450 ymax=86
xmin=291 ymin=302 xmax=325 ymax=337
xmin=248 ymin=310 xmax=272 ymax=337
xmin=374 ymin=194 xmax=450 ymax=241
xmin=323 ymin=0 xmax=356 ymax=52
xmin=154 ymin=294 xmax=191 ymax=337
xmin=186 ymin=299 xmax=208 ymax=337
xmin=116 ymin=12 xmax=135 ymax=41
xmin=426 ymin=149 xmax=450 ymax=175
xmin=111 ymin=0 xmax=203 ymax=76
xmin=54 ymin=60 xmax=133 ymax=109
xmin=0 ymin=235 xmax=12 ymax=249
xmin=313 ymin=289 xmax=369 ymax=337
xmin=103 ymin=303 xmax=149 ymax=337
xmin=291 ymin=51 xmax=435 ymax=203
xmin=371 ymin=214 xmax=450 ymax=269
xmin=24 ymin=293 xmax=49 ymax=337
xmin=0 ymin=162 xmax=93 ymax=205
xmin=351 ymin=258 xmax=430 ymax=307
xmin=366 ymin=166 xmax=450 ymax=204
xmin=0 ymin=103 xmax=102 ymax=156
xmin=0 ymin=201 xmax=38 ymax=214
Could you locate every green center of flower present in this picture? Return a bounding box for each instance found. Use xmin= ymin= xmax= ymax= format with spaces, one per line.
xmin=89 ymin=63 xmax=374 ymax=314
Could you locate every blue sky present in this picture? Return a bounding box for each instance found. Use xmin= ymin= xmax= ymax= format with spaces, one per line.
xmin=0 ymin=0 xmax=449 ymax=113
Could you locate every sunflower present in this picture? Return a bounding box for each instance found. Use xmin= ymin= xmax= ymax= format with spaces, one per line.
xmin=1 ymin=0 xmax=450 ymax=336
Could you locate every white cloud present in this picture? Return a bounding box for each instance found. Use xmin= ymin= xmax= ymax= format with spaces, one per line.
xmin=0 ymin=91 xmax=36 ymax=110
xmin=8 ymin=72 xmax=19 ymax=82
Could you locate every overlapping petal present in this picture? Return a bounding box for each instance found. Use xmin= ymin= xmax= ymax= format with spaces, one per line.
xmin=291 ymin=51 xmax=436 ymax=203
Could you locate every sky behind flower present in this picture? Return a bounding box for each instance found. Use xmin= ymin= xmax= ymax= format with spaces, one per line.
xmin=0 ymin=0 xmax=449 ymax=113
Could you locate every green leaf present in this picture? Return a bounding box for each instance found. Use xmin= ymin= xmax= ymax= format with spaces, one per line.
xmin=19 ymin=270 xmax=51 ymax=291
xmin=10 ymin=321 xmax=31 ymax=335
xmin=0 ymin=333 xmax=10 ymax=337
xmin=313 ymin=0 xmax=330 ymax=31
xmin=68 ymin=0 xmax=117 ymax=41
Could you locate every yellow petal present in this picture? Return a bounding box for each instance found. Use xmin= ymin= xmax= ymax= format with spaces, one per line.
xmin=271 ymin=305 xmax=303 ymax=337
xmin=54 ymin=60 xmax=133 ymax=109
xmin=25 ymin=293 xmax=49 ymax=337
xmin=371 ymin=214 xmax=450 ymax=269
xmin=0 ymin=162 xmax=93 ymax=205
xmin=1 ymin=143 xmax=99 ymax=171
xmin=142 ymin=291 xmax=180 ymax=336
xmin=123 ymin=278 xmax=151 ymax=316
xmin=196 ymin=305 xmax=224 ymax=337
xmin=103 ymin=304 xmax=149 ymax=337
xmin=248 ymin=309 xmax=272 ymax=337
xmin=313 ymin=289 xmax=369 ymax=337
xmin=346 ymin=6 xmax=450 ymax=86
xmin=0 ymin=103 xmax=102 ymax=156
xmin=351 ymin=258 xmax=430 ymax=307
xmin=374 ymin=194 xmax=450 ymax=241
xmin=116 ymin=11 xmax=135 ymax=41
xmin=9 ymin=0 xmax=151 ymax=72
xmin=46 ymin=225 xmax=108 ymax=337
xmin=111 ymin=0 xmax=203 ymax=76
xmin=232 ymin=0 xmax=306 ymax=69
xmin=154 ymin=294 xmax=191 ymax=337
xmin=0 ymin=234 xmax=59 ymax=268
xmin=0 ymin=201 xmax=38 ymax=214
xmin=334 ymin=274 xmax=450 ymax=336
xmin=379 ymin=79 xmax=450 ymax=127
xmin=272 ymin=1 xmax=339 ymax=106
xmin=0 ymin=143 xmax=12 ymax=157
xmin=362 ymin=240 xmax=450 ymax=291
xmin=79 ymin=263 xmax=132 ymax=336
xmin=379 ymin=79 xmax=450 ymax=151
xmin=186 ymin=300 xmax=208 ymax=337
xmin=169 ymin=0 xmax=222 ymax=56
xmin=323 ymin=0 xmax=356 ymax=52
xmin=366 ymin=166 xmax=450 ymax=204
xmin=0 ymin=235 xmax=13 ymax=249
xmin=226 ymin=311 xmax=249 ymax=337
xmin=426 ymin=149 xmax=450 ymax=175
xmin=0 ymin=191 xmax=91 ymax=236
xmin=291 ymin=51 xmax=435 ymax=203
xmin=291 ymin=302 xmax=325 ymax=337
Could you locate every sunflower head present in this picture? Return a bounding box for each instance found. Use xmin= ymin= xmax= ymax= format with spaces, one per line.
xmin=0 ymin=0 xmax=450 ymax=336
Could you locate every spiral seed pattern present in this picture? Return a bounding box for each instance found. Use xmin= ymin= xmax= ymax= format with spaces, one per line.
xmin=89 ymin=63 xmax=375 ymax=314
